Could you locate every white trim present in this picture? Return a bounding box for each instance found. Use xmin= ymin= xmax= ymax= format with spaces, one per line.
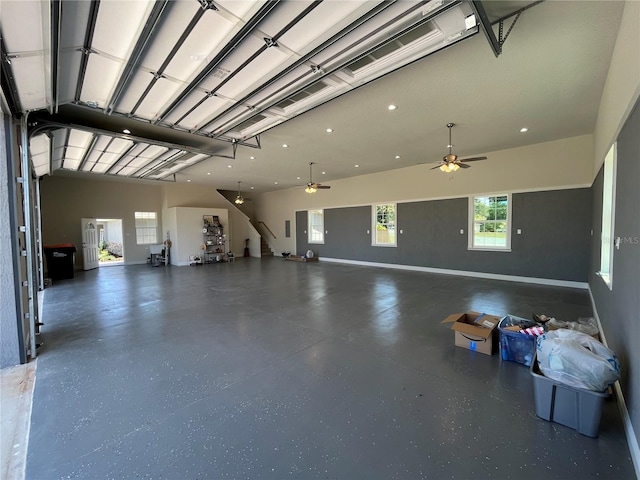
xmin=588 ymin=287 xmax=640 ymax=479
xmin=468 ymin=193 xmax=512 ymax=251
xmin=599 ymin=143 xmax=617 ymax=290
xmin=372 ymin=202 xmax=397 ymax=247
xmin=292 ymin=184 xmax=593 ymax=213
xmin=320 ymin=257 xmax=588 ymax=289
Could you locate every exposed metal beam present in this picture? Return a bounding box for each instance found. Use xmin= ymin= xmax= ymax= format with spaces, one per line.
xmin=136 ymin=150 xmax=188 ymax=178
xmin=0 ymin=33 xmax=22 ymax=115
xmin=88 ymin=136 xmax=116 ymax=172
xmin=30 ymin=104 xmax=235 ymax=158
xmin=214 ymin=0 xmax=464 ymax=137
xmin=50 ymin=0 xmax=62 ymax=113
xmin=111 ymin=143 xmax=151 ymax=176
xmin=490 ymin=0 xmax=545 ymax=26
xmin=74 ymin=0 xmax=101 ymax=102
xmin=471 ymin=0 xmax=501 ymax=57
xmin=105 ymin=142 xmax=139 ymax=175
xmin=129 ymin=5 xmax=206 ymax=116
xmin=194 ymin=0 xmax=395 ymax=135
xmin=76 ymin=133 xmax=98 ymax=171
xmin=59 ymin=128 xmax=71 ymax=170
xmin=183 ymin=0 xmax=324 ymax=131
xmin=155 ymin=0 xmax=280 ymax=123
xmin=29 ymin=115 xmax=234 ymax=160
xmin=106 ymin=0 xmax=170 ymax=114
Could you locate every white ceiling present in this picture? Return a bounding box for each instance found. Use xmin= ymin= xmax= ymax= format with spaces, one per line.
xmin=0 ymin=0 xmax=625 ymax=193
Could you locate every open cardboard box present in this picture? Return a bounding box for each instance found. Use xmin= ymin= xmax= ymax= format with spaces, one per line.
xmin=441 ymin=311 xmax=501 ymax=355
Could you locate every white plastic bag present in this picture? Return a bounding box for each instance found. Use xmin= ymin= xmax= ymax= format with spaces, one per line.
xmin=536 ymin=329 xmax=620 ymax=391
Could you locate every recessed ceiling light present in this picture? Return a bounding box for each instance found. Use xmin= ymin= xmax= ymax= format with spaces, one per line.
xmin=207 ymin=172 xmax=211 ymax=175
xmin=355 ymin=164 xmax=359 ymax=168
xmin=296 ymin=176 xmax=301 ymax=180
xmin=187 ymin=179 xmax=191 ymax=182
xmin=326 ymin=128 xmax=333 ymax=133
xmin=228 ymin=165 xmax=232 ymax=168
xmin=322 ymin=171 xmax=326 ymax=175
xmin=282 ymin=144 xmax=288 ymax=148
xmin=387 ymin=104 xmax=397 ymax=111
xmin=274 ymin=181 xmax=278 ymax=184
xmin=251 ymin=186 xmax=254 ymax=190
xmin=123 ymin=129 xmax=131 ymax=134
xmin=395 ymin=155 xmax=400 ymax=159
xmin=250 ymin=156 xmax=255 ymax=160
xmin=520 ymin=127 xmax=528 ymax=132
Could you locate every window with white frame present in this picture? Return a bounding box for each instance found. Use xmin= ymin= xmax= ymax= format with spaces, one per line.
xmin=134 ymin=212 xmax=158 ymax=245
xmin=308 ymin=209 xmax=324 ymax=243
xmin=599 ymin=143 xmax=616 ymax=289
xmin=373 ymin=203 xmax=396 ymax=246
xmin=469 ymin=194 xmax=511 ymax=250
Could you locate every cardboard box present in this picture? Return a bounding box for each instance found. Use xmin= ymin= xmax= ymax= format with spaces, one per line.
xmin=441 ymin=311 xmax=501 ymax=355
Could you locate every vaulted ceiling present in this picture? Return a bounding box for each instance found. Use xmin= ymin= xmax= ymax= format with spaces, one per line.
xmin=0 ymin=0 xmax=625 ymax=193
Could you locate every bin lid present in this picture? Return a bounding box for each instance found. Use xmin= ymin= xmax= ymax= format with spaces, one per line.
xmin=44 ymin=243 xmax=76 ymax=251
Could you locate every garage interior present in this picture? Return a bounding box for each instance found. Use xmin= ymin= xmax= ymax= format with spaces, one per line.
xmin=1 ymin=0 xmax=639 ymax=478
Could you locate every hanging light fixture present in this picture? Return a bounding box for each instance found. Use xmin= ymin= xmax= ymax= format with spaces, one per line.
xmin=305 ymin=162 xmax=318 ymax=193
xmin=234 ymin=181 xmax=244 ymax=205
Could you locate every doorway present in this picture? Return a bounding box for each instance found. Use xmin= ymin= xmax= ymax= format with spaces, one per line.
xmin=96 ymin=218 xmax=124 ymax=267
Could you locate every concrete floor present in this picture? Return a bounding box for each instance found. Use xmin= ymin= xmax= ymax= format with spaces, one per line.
xmin=26 ymin=258 xmax=635 ymax=479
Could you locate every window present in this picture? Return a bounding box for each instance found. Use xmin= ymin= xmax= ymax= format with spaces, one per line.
xmin=308 ymin=209 xmax=324 ymax=243
xmin=469 ymin=194 xmax=511 ymax=250
xmin=599 ymin=143 xmax=616 ymax=289
xmin=373 ymin=204 xmax=396 ymax=246
xmin=134 ymin=212 xmax=158 ymax=245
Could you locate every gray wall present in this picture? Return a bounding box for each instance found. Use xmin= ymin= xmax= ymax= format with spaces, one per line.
xmin=589 ymin=98 xmax=640 ymax=448
xmin=297 ymin=188 xmax=591 ymax=282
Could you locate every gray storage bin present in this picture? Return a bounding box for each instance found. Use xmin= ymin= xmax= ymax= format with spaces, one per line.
xmin=530 ymin=353 xmax=609 ymax=437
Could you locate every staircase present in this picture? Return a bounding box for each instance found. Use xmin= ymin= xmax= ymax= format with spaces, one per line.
xmin=260 ymin=237 xmax=273 ymax=257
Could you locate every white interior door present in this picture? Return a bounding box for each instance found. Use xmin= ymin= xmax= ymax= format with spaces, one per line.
xmin=81 ymin=218 xmax=99 ymax=270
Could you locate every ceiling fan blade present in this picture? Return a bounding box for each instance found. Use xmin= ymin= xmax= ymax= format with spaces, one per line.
xmin=317 ymin=185 xmax=331 ymax=189
xmin=458 ymin=162 xmax=471 ymax=169
xmin=430 ymin=164 xmax=444 ymax=170
xmin=459 ymin=156 xmax=487 ymax=163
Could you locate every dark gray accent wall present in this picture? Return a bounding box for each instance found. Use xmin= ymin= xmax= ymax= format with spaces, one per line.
xmin=297 ymin=189 xmax=591 ymax=282
xmin=589 ymin=98 xmax=640 ymax=449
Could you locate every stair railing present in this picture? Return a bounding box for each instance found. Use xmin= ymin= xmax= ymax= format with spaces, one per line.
xmin=257 ymin=221 xmax=276 ymax=239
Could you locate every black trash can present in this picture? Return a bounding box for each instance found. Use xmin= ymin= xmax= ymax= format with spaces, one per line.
xmin=43 ymin=244 xmax=77 ymax=280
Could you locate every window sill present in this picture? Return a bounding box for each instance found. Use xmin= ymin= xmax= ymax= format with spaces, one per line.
xmin=372 ymin=244 xmax=397 ymax=248
xmin=596 ymin=272 xmax=613 ymax=290
xmin=467 ymin=247 xmax=512 ymax=253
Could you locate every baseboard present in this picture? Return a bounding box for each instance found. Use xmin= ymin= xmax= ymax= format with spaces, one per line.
xmin=319 ymin=257 xmax=589 ymax=289
xmin=588 ymin=286 xmax=640 ymax=478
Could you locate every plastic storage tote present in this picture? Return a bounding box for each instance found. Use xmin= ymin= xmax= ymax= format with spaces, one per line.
xmin=498 ymin=314 xmax=539 ymax=366
xmin=530 ymin=354 xmax=608 ymax=437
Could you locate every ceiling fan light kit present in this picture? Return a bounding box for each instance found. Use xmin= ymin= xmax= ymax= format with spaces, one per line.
xmin=432 ymin=123 xmax=488 ymax=173
xmin=305 ymin=162 xmax=330 ymax=193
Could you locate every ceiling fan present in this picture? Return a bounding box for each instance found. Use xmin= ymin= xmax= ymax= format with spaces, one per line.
xmin=431 ymin=123 xmax=488 ymax=172
xmin=305 ymin=162 xmax=331 ymax=193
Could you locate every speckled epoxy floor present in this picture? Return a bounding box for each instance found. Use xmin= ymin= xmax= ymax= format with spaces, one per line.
xmin=27 ymin=258 xmax=635 ymax=479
